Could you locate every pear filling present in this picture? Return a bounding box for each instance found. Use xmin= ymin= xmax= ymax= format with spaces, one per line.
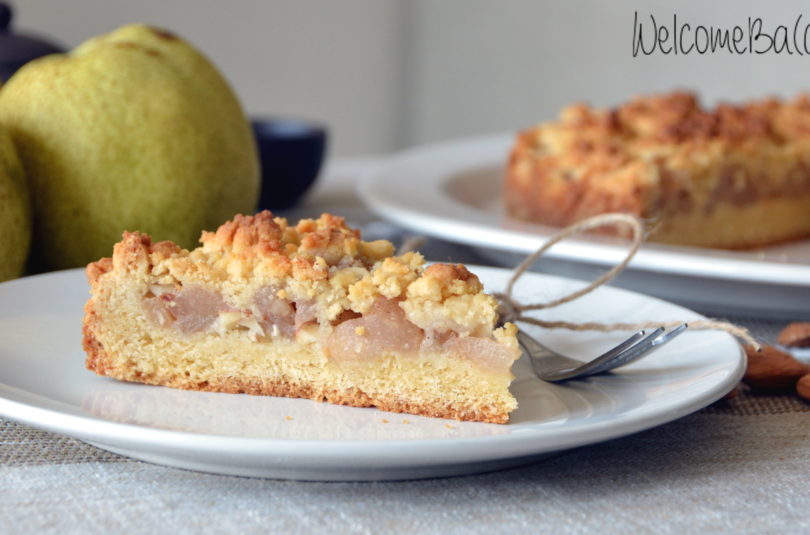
xmin=141 ymin=286 xmax=514 ymax=373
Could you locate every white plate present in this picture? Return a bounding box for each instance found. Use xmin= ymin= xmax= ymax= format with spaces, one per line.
xmin=0 ymin=268 xmax=743 ymax=481
xmin=359 ymin=134 xmax=810 ymax=318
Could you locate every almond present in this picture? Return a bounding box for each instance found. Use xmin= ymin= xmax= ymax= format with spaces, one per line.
xmin=777 ymin=322 xmax=810 ymax=348
xmin=722 ymin=384 xmax=740 ymax=400
xmin=743 ymin=344 xmax=810 ymax=392
xmin=797 ymin=374 xmax=810 ymax=401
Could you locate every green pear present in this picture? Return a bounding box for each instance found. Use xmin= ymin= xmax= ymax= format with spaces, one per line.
xmin=0 ymin=125 xmax=30 ymax=281
xmin=0 ymin=24 xmax=259 ymax=269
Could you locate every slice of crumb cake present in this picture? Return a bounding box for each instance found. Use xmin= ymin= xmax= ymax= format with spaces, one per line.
xmin=82 ymin=211 xmax=520 ymax=423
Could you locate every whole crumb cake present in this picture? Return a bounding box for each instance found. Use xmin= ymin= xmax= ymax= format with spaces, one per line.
xmin=505 ymin=91 xmax=810 ymax=248
xmin=83 ymin=211 xmax=520 ymax=424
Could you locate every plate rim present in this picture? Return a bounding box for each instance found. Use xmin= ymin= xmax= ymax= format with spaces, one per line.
xmin=358 ymin=132 xmax=810 ymax=287
xmin=0 ymin=267 xmax=745 ymax=473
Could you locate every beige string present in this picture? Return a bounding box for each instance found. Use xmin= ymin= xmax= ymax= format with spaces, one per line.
xmin=396 ymin=235 xmax=427 ymax=257
xmin=491 ymin=213 xmax=761 ymax=349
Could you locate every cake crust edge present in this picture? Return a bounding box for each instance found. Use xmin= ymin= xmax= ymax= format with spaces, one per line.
xmin=83 ymin=315 xmax=509 ymax=424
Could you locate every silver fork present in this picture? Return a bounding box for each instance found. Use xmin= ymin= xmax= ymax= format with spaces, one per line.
xmin=518 ymin=324 xmax=689 ymax=382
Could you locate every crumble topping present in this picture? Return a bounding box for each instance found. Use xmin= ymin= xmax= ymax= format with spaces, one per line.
xmin=401 ymin=263 xmax=497 ymax=338
xmin=521 ymin=91 xmax=810 ymax=193
xmin=91 ymin=211 xmax=507 ymax=342
xmin=540 ymin=91 xmax=810 ymax=154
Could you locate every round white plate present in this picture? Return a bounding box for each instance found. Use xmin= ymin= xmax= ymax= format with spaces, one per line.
xmin=359 ymin=133 xmax=810 ymax=319
xmin=0 ymin=268 xmax=743 ymax=481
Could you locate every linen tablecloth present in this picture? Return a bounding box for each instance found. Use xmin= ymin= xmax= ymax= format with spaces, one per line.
xmin=2 ymin=160 xmax=809 ymax=534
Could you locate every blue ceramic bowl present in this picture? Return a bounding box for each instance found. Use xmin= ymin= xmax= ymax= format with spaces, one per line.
xmin=251 ymin=118 xmax=327 ymax=210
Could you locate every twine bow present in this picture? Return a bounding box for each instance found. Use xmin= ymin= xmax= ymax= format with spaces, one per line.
xmin=491 ymin=213 xmax=759 ymax=348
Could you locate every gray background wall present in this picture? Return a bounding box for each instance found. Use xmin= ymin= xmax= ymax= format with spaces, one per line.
xmin=16 ymin=0 xmax=810 ymax=155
